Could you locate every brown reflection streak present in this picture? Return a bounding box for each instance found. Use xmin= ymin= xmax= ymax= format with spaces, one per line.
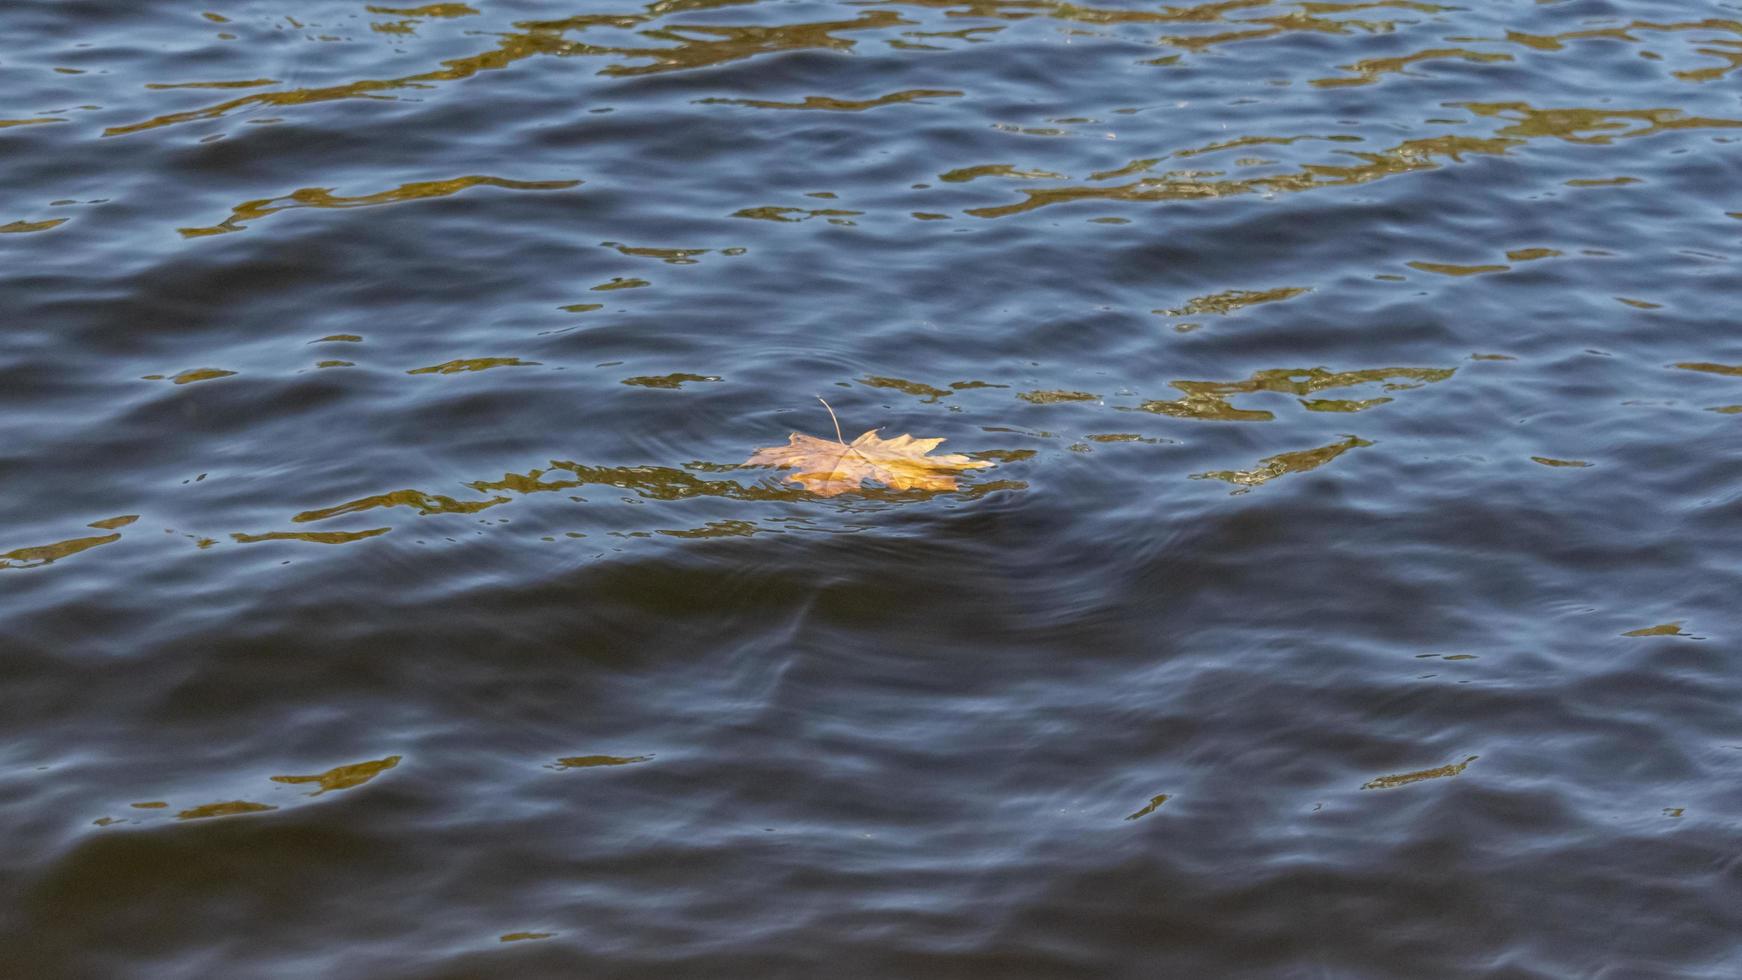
xmin=1408 ymin=261 xmax=1509 ymax=277
xmin=1362 ymin=755 xmax=1476 ymax=790
xmin=552 ymin=754 xmax=653 ymax=769
xmin=968 ymin=98 xmax=1741 ymax=221
xmin=1301 ymin=397 xmax=1391 ymax=412
xmin=1458 ymin=102 xmax=1742 ymax=144
xmin=1496 ymin=20 xmax=1742 ymax=82
xmin=1125 ymin=794 xmax=1169 ymax=820
xmin=1674 ymin=362 xmax=1742 ymax=376
xmin=407 ymin=357 xmax=539 ymax=374
xmin=940 ymin=164 xmax=1069 ymax=183
xmin=698 ymin=89 xmax=962 ymax=110
xmin=1675 ymin=40 xmax=1742 ymax=82
xmin=1506 ymin=248 xmax=1562 ymax=261
xmin=107 ymin=4 xmax=934 ymax=138
xmin=270 ymin=755 xmax=401 ymax=796
xmin=657 ymin=520 xmax=763 ymax=538
xmin=0 ymin=533 xmax=121 ymax=570
xmin=178 ymin=801 xmax=278 ymax=820
xmin=602 ymin=242 xmax=712 ymax=264
xmin=179 ymin=177 xmax=578 ymax=237
xmin=1622 ymin=622 xmax=1691 ymax=637
xmin=231 ymin=529 xmax=391 ymax=544
xmin=153 ymin=368 xmax=236 ymax=384
xmin=965 ymin=135 xmax=1521 ymax=218
xmin=294 ymin=490 xmax=507 ymax=523
xmin=732 ymin=206 xmax=861 ymax=222
xmin=366 ymin=3 xmax=479 ymax=15
xmin=1139 ymin=367 xmax=1453 ymax=422
xmin=881 ymin=0 xmax=1441 ymax=28
xmin=1312 ymin=48 xmax=1512 ymax=88
xmin=0 ymin=219 xmax=68 ymax=234
xmin=622 ymin=373 xmax=721 ymax=388
xmin=145 ymin=79 xmax=280 ymax=90
xmin=1019 ymin=390 xmax=1098 ymax=404
xmin=601 ymin=11 xmax=912 ymax=77
xmin=1160 ymin=8 xmax=1427 ymax=53
xmin=1191 ymin=435 xmax=1371 ymax=492
xmin=861 ymin=376 xmax=954 ymax=402
xmin=1154 ymin=286 xmax=1308 ymax=317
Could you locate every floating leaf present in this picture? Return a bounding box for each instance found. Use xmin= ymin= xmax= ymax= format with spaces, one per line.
xmin=746 ymin=427 xmax=990 ymax=497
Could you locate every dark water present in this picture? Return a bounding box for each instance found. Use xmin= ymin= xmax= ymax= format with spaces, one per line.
xmin=4 ymin=0 xmax=1742 ymax=975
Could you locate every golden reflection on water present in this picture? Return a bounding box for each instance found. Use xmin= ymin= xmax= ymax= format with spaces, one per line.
xmin=0 ymin=218 xmax=68 ymax=234
xmin=231 ymin=528 xmax=392 ymax=545
xmin=732 ymin=206 xmax=862 ymax=223
xmin=1139 ymin=367 xmax=1453 ymax=422
xmin=366 ymin=3 xmax=480 ymax=16
xmin=145 ymin=78 xmax=280 ymax=91
xmin=1459 ymin=102 xmax=1742 ymax=144
xmin=1362 ymin=755 xmax=1476 ymax=790
xmin=179 ymin=177 xmax=578 ymax=238
xmin=1153 ymin=286 xmax=1308 ymax=319
xmin=1505 ymin=248 xmax=1562 ymax=262
xmin=1124 ymin=793 xmax=1169 ymax=821
xmin=1299 ymin=397 xmax=1391 ymax=412
xmin=656 ymin=520 xmax=766 ymax=538
xmin=1192 ymin=435 xmax=1371 ymax=492
xmin=406 ymin=357 xmax=539 ymax=375
xmin=1312 ymin=48 xmax=1511 ymax=89
xmin=1622 ymin=622 xmax=1693 ymax=638
xmin=178 ymin=800 xmax=278 ymax=820
xmin=551 ymin=754 xmax=653 ymax=769
xmin=601 ymin=242 xmax=721 ymax=264
xmin=1019 ymin=390 xmax=1099 ymax=404
xmin=698 ymin=89 xmax=962 ymax=110
xmin=963 ymin=134 xmax=1524 ymax=219
xmin=621 ymin=372 xmax=721 ymax=388
xmin=941 ymin=164 xmax=1070 ymax=183
xmin=1408 ymin=261 xmax=1510 ymax=277
xmin=862 ymin=376 xmax=956 ymax=403
xmin=140 ymin=368 xmax=237 ymax=384
xmin=294 ymin=490 xmax=507 ymax=523
xmin=957 ymin=97 xmax=1739 ymax=220
xmin=1673 ymin=362 xmax=1742 ymax=377
xmin=270 ymin=755 xmax=401 ymax=796
xmin=0 ymin=532 xmax=121 ymax=570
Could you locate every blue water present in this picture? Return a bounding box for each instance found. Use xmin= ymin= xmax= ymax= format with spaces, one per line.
xmin=3 ymin=1 xmax=1742 ymax=975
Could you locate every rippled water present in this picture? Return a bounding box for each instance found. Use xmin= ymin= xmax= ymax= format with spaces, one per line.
xmin=4 ymin=0 xmax=1742 ymax=975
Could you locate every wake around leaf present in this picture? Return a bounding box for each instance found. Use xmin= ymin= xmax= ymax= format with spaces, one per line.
xmin=746 ymin=428 xmax=991 ymax=497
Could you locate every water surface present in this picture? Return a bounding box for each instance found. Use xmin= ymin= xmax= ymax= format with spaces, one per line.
xmin=4 ymin=0 xmax=1742 ymax=975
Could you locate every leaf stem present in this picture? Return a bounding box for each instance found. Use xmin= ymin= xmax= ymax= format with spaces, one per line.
xmin=817 ymin=395 xmax=847 ymax=445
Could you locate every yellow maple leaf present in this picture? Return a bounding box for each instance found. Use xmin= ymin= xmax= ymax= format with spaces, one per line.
xmin=746 ymin=427 xmax=990 ymax=497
